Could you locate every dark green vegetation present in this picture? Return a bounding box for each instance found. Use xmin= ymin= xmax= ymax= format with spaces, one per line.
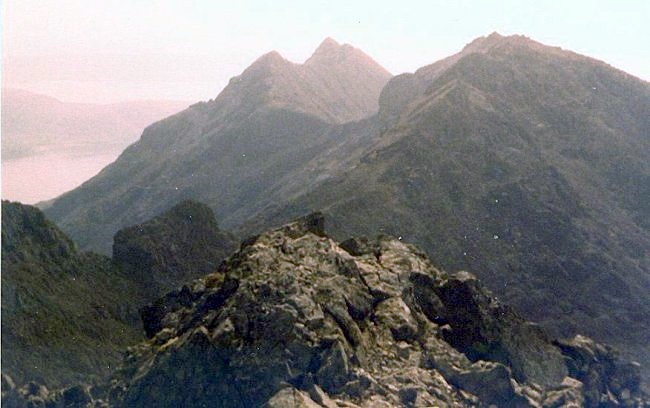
xmin=44 ymin=33 xmax=650 ymax=383
xmin=1 ymin=201 xmax=140 ymax=387
xmin=1 ymin=200 xmax=235 ymax=388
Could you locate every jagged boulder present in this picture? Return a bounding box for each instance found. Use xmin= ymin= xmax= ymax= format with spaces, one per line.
xmin=431 ymin=271 xmax=568 ymax=387
xmin=554 ymin=335 xmax=646 ymax=407
xmin=104 ymin=213 xmax=648 ymax=407
xmin=542 ymin=377 xmax=585 ymax=408
xmin=263 ymin=387 xmax=322 ymax=408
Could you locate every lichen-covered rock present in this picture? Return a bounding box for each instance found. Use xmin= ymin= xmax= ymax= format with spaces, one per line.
xmin=1 ymin=374 xmax=20 ymax=407
xmin=104 ymin=213 xmax=648 ymax=407
xmin=60 ymin=384 xmax=93 ymax=407
xmin=1 ymin=373 xmax=15 ymax=397
xmin=0 ymin=377 xmax=109 ymax=408
xmin=542 ymin=377 xmax=585 ymax=408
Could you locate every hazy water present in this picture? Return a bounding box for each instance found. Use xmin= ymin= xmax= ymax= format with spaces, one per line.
xmin=2 ymin=150 xmax=117 ymax=204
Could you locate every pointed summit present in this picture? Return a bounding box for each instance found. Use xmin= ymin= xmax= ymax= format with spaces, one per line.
xmin=254 ymin=50 xmax=286 ymax=64
xmin=462 ymin=31 xmax=509 ymax=53
xmin=487 ymin=31 xmax=504 ymax=39
xmin=245 ymin=50 xmax=290 ymax=74
xmin=215 ymin=37 xmax=391 ymax=123
xmin=43 ymin=37 xmax=392 ymax=248
xmin=316 ymin=37 xmax=341 ymax=49
xmin=306 ymin=37 xmax=368 ymax=66
xmin=310 ymin=37 xmax=345 ymax=58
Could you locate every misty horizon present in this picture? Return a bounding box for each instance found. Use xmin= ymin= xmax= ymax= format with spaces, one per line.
xmin=3 ymin=0 xmax=649 ymax=104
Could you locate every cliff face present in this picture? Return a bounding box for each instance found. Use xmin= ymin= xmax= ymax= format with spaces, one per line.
xmin=112 ymin=200 xmax=236 ymax=305
xmin=103 ymin=214 xmax=647 ymax=408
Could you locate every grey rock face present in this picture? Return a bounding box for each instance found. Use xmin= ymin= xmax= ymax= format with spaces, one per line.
xmin=433 ymin=271 xmax=568 ymax=387
xmin=105 ymin=214 xmax=648 ymax=407
xmin=263 ymin=387 xmax=322 ymax=408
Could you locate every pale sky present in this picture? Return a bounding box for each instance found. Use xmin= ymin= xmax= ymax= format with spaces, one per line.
xmin=3 ymin=0 xmax=649 ymax=103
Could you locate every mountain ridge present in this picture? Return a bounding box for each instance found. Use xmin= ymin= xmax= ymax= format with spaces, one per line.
xmin=43 ymin=33 xmax=650 ymax=385
xmin=237 ymin=33 xmax=650 ymax=379
xmin=43 ymin=38 xmax=392 ymax=253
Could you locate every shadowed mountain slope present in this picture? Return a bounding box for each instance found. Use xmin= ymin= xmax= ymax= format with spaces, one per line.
xmin=1 ymin=200 xmax=235 ymax=389
xmin=1 ymin=201 xmax=141 ymax=387
xmin=44 ymin=38 xmax=391 ymax=254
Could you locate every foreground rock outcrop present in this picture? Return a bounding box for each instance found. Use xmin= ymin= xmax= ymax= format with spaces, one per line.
xmin=101 ymin=213 xmax=646 ymax=407
xmin=4 ymin=213 xmax=645 ymax=407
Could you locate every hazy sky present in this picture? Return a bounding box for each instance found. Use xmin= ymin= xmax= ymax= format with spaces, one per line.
xmin=3 ymin=0 xmax=649 ymax=103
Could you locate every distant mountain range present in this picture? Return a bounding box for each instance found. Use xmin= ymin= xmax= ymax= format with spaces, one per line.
xmin=42 ymin=33 xmax=650 ymax=386
xmin=1 ymin=89 xmax=188 ymax=203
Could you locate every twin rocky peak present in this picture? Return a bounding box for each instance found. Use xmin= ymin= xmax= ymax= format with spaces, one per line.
xmin=216 ymin=37 xmax=392 ymax=123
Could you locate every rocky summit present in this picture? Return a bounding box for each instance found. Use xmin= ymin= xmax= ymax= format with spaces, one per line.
xmin=7 ymin=213 xmax=641 ymax=407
